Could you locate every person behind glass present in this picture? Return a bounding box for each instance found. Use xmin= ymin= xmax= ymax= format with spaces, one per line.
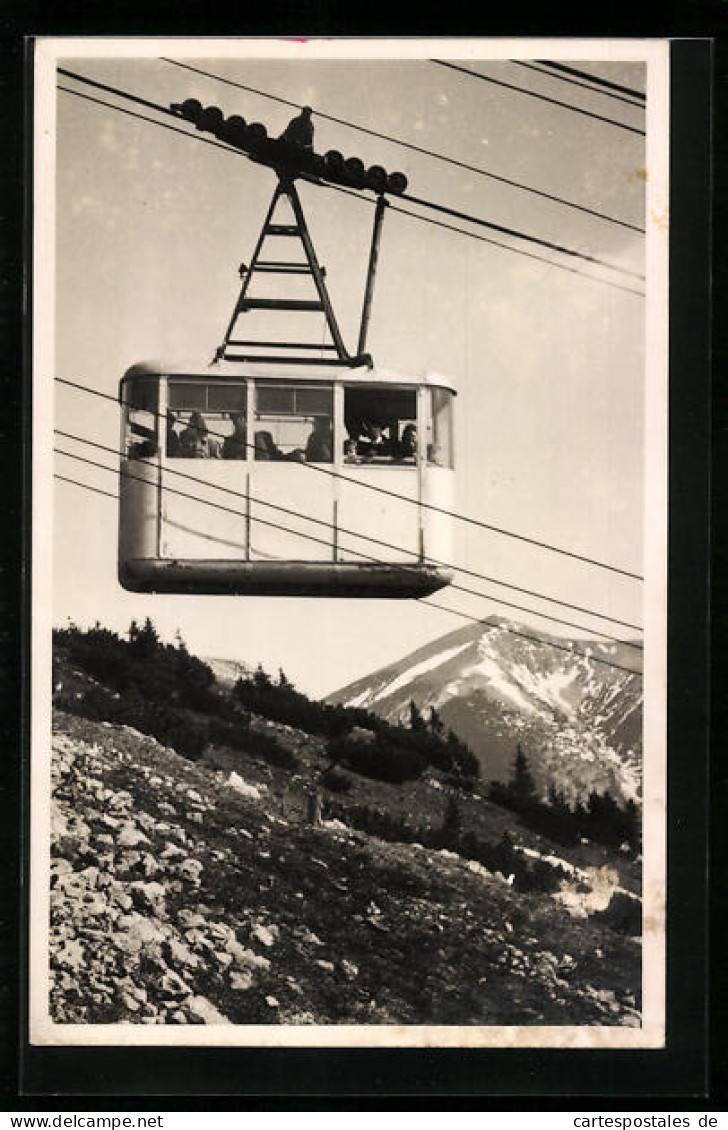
xmin=179 ymin=411 xmax=221 ymax=458
xmin=358 ymin=420 xmax=392 ymax=460
xmin=166 ymin=411 xmax=181 ymax=458
xmin=397 ymin=423 xmax=417 ymax=461
xmin=304 ymin=415 xmax=333 ymax=463
xmin=222 ymin=412 xmax=247 ymax=460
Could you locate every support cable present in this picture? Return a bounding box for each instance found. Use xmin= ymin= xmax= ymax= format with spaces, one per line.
xmin=432 ymin=60 xmax=646 ymax=136
xmin=57 ymin=79 xmax=645 ymax=295
xmin=159 ymin=56 xmax=645 ymax=234
xmin=511 ymin=62 xmax=646 ymax=109
xmin=54 ymin=465 xmax=643 ymax=678
xmin=55 ymin=430 xmax=643 ymax=648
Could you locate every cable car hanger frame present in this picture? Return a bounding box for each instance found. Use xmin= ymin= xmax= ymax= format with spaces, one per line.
xmin=170 ymin=97 xmax=407 ymax=370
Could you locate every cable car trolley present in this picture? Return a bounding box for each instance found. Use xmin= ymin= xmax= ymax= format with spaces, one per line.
xmin=118 ymin=102 xmax=456 ymax=598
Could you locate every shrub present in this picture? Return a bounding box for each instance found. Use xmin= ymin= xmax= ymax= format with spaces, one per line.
xmin=320 ymin=766 xmax=352 ymax=794
xmin=591 ymin=891 xmax=642 ymax=936
xmin=328 ymin=730 xmax=426 ymax=784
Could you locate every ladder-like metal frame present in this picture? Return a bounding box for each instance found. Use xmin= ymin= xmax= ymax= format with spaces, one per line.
xmin=216 ymin=174 xmax=388 ymax=368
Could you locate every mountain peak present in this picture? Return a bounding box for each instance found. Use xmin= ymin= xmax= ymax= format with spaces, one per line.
xmin=328 ymin=618 xmax=642 ymax=804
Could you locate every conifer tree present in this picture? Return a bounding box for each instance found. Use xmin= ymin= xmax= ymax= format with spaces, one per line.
xmin=409 ymin=700 xmax=426 ymax=732
xmin=509 ymin=744 xmax=537 ymax=811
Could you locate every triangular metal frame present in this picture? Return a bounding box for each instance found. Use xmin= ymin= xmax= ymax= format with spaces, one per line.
xmin=216 ymin=176 xmax=353 ymax=366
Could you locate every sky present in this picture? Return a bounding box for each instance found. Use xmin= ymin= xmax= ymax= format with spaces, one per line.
xmin=43 ymin=39 xmax=664 ymax=700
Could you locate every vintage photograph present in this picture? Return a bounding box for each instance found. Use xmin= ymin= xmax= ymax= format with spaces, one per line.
xmin=31 ymin=37 xmax=668 ymax=1046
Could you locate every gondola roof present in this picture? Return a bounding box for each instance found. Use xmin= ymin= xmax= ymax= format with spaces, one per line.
xmin=121 ymin=359 xmax=458 ymax=394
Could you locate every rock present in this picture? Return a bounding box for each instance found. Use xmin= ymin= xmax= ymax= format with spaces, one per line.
xmin=227 ymin=773 xmax=265 ymax=800
xmin=130 ymin=881 xmax=166 ymax=914
xmin=108 ymin=884 xmax=134 ymax=911
xmin=50 ymin=858 xmax=74 ymax=878
xmin=115 ymin=912 xmax=166 ymax=953
xmin=108 ymin=791 xmax=134 ymax=811
xmin=209 ymin=921 xmax=236 ymax=944
xmin=177 ymin=909 xmax=206 ymax=930
xmin=120 ymin=990 xmax=142 ymax=1012
xmin=177 ymin=859 xmax=204 ymax=884
xmin=159 ymin=970 xmax=193 ymax=998
xmin=54 ymin=939 xmax=85 ymax=970
xmin=118 ymin=823 xmax=151 ymax=848
xmin=315 ymin=960 xmax=335 ymax=973
xmin=163 ymin=938 xmax=199 ymax=969
xmin=229 ymin=970 xmax=254 ymax=991
xmin=341 ymin=960 xmax=359 ymax=981
xmin=237 ymin=949 xmax=271 ymax=972
xmin=185 ymin=996 xmax=230 ymax=1025
xmin=137 ymin=853 xmax=159 ymax=878
xmin=251 ymin=924 xmax=278 ymax=948
xmin=265 ymin=996 xmax=279 ymax=1009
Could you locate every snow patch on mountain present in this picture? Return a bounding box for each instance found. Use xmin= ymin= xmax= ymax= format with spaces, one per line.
xmin=372 ymin=642 xmax=472 ymax=704
xmin=328 ymin=617 xmax=642 ymax=804
xmin=472 ymin=654 xmax=543 ymax=716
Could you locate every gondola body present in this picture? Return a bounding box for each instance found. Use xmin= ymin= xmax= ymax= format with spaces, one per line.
xmin=118 ymin=360 xmax=456 ymax=598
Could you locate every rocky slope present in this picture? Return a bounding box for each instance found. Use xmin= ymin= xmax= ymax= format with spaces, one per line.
xmin=48 ymin=709 xmax=641 ymax=1029
xmin=328 ymin=618 xmax=643 ymax=804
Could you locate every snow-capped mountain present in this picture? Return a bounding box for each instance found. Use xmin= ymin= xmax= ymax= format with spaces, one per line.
xmin=328 ymin=617 xmax=642 ymax=804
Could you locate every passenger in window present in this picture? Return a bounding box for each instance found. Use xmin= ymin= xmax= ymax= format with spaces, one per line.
xmin=358 ymin=421 xmax=393 ymax=460
xmin=166 ymin=411 xmax=181 ymax=458
xmin=180 ymin=411 xmax=221 ymax=458
xmin=222 ymin=412 xmax=247 ymax=460
xmin=343 ymin=438 xmax=359 ymax=463
xmin=397 ymin=424 xmax=417 ymax=461
xmin=254 ymin=430 xmax=280 ymax=460
xmin=304 ymin=415 xmax=333 ymax=463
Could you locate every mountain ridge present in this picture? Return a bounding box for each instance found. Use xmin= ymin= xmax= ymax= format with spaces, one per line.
xmin=328 ymin=617 xmax=643 ymax=804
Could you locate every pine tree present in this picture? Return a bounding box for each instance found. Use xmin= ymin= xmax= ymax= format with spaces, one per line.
xmin=254 ymin=663 xmax=271 ymax=688
xmin=429 ymin=705 xmax=444 ymax=736
xmin=409 ymin=700 xmax=426 ymax=732
xmin=509 ymin=744 xmax=536 ymax=811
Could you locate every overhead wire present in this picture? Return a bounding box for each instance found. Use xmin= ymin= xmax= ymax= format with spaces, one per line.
xmin=56 ymin=377 xmax=645 ymax=582
xmin=536 ymin=61 xmax=646 ymax=101
xmin=419 ymin=594 xmax=641 ymax=675
xmin=398 ymin=189 xmax=644 ymax=280
xmin=320 ymin=183 xmax=645 ymax=298
xmin=57 ymin=77 xmax=645 ymax=297
xmin=159 ymin=56 xmax=645 ymax=234
xmin=511 ymin=61 xmax=646 ymax=109
xmin=53 ymin=462 xmax=643 ymax=678
xmin=54 ymin=427 xmax=643 ymax=647
xmin=432 ymin=60 xmax=646 ymax=136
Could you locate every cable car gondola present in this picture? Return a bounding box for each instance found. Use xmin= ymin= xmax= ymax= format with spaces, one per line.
xmin=118 ymin=108 xmax=456 ymax=598
xmin=118 ymin=359 xmax=455 ymax=597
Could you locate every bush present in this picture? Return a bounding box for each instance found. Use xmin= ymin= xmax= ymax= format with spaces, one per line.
xmin=320 ymin=766 xmax=352 ymax=794
xmin=327 ymin=800 xmax=419 ymax=844
xmin=591 ymin=891 xmax=642 ymax=936
xmin=328 ymin=731 xmax=426 ymax=784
